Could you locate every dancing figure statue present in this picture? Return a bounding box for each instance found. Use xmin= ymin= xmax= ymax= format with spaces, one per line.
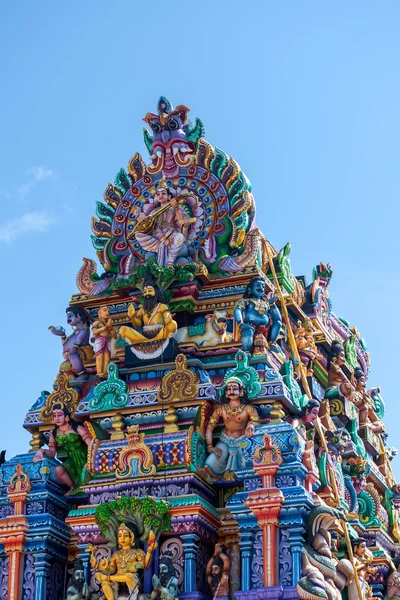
xmin=234 ymin=276 xmax=282 ymax=354
xmin=198 ymin=376 xmax=259 ymax=481
xmin=49 ymin=306 xmax=93 ymax=381
xmin=89 ymin=523 xmax=157 ymax=600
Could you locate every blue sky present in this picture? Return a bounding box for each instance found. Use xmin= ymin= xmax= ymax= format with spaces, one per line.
xmin=1 ymin=1 xmax=400 ymax=477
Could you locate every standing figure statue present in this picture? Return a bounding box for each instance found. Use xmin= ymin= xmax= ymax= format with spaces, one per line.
xmin=67 ymin=560 xmax=99 ymax=600
xmin=33 ymin=402 xmax=91 ymax=494
xmin=151 ymin=554 xmax=179 ymax=600
xmin=133 ymin=178 xmax=197 ymax=268
xmin=198 ymin=376 xmax=259 ymax=482
xmin=206 ymin=544 xmax=230 ymax=598
xmin=295 ymin=319 xmax=322 ymax=376
xmin=353 ymin=368 xmax=385 ymax=434
xmin=325 ymin=341 xmax=355 ymax=402
xmin=49 ymin=307 xmax=93 ymax=381
xmin=234 ymin=276 xmax=282 ymax=354
xmin=290 ymin=400 xmax=320 ymax=491
xmin=92 ymin=305 xmax=117 ymax=378
xmin=119 ymin=283 xmax=177 ymax=346
xmin=348 ymin=538 xmax=377 ymax=600
xmin=89 ymin=523 xmax=157 ymax=600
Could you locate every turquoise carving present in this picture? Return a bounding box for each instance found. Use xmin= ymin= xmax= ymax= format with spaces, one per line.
xmin=223 ymin=350 xmax=261 ymax=399
xmin=88 ymin=363 xmax=128 ymax=412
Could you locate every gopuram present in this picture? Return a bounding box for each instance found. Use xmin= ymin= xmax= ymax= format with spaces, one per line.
xmin=1 ymin=96 xmax=399 ymax=600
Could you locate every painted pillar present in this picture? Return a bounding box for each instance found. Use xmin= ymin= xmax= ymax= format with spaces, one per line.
xmin=34 ymin=553 xmax=51 ymax=600
xmin=77 ymin=543 xmax=91 ymax=583
xmin=0 ymin=464 xmax=31 ymax=600
xmin=238 ymin=531 xmax=253 ymax=591
xmin=181 ymin=533 xmax=200 ymax=593
xmin=245 ymin=432 xmax=284 ymax=588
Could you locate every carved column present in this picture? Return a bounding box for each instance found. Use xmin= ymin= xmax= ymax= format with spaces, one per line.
xmin=33 ymin=553 xmax=51 ymax=600
xmin=0 ymin=464 xmax=31 ymax=600
xmin=245 ymin=433 xmax=284 ymax=588
xmin=77 ymin=543 xmax=91 ymax=584
xmin=181 ymin=533 xmax=200 ymax=593
xmin=238 ymin=530 xmax=254 ymax=591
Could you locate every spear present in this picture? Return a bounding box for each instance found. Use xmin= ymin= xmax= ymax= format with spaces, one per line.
xmin=264 ymin=240 xmax=364 ymax=600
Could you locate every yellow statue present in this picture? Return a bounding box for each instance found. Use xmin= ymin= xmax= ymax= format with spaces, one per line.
xmin=119 ymin=285 xmax=177 ymax=346
xmin=89 ymin=522 xmax=157 ymax=600
xmin=92 ymin=305 xmax=117 ymax=378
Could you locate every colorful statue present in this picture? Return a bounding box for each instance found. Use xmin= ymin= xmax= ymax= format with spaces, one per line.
xmin=151 ymin=553 xmax=179 ymax=600
xmin=297 ymin=505 xmax=354 ymax=600
xmin=290 ymin=400 xmax=320 ymax=489
xmin=49 ymin=306 xmax=93 ymax=381
xmin=89 ymin=522 xmax=157 ymax=600
xmin=91 ymin=305 xmax=117 ymax=378
xmin=353 ymin=368 xmax=385 ymax=434
xmin=348 ymin=538 xmax=377 ymax=600
xmin=132 ymin=178 xmax=199 ymax=268
xmin=386 ymin=559 xmax=400 ymax=599
xmin=234 ymin=276 xmax=282 ymax=354
xmin=67 ymin=560 xmax=99 ymax=600
xmin=33 ymin=402 xmax=91 ymax=494
xmin=206 ymin=543 xmax=230 ymax=598
xmin=325 ymin=340 xmax=355 ymax=402
xmin=295 ymin=318 xmax=321 ymax=376
xmin=198 ymin=376 xmax=259 ymax=481
xmin=119 ymin=283 xmax=177 ymax=346
xmin=317 ymin=428 xmax=350 ymax=501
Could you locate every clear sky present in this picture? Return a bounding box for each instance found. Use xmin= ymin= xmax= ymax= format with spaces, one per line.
xmin=1 ymin=1 xmax=400 ymax=478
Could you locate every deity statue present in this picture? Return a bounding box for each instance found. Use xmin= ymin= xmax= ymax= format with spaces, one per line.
xmin=386 ymin=559 xmax=400 ymax=599
xmin=297 ymin=505 xmax=354 ymax=600
xmin=49 ymin=307 xmax=93 ymax=381
xmin=198 ymin=376 xmax=259 ymax=482
xmin=67 ymin=560 xmax=99 ymax=600
xmin=317 ymin=428 xmax=350 ymax=501
xmin=119 ymin=282 xmax=177 ymax=346
xmin=132 ymin=178 xmax=198 ymax=268
xmin=234 ymin=276 xmax=282 ymax=354
xmin=295 ymin=318 xmax=322 ymax=376
xmin=151 ymin=553 xmax=179 ymax=600
xmin=91 ymin=305 xmax=117 ymax=378
xmin=33 ymin=402 xmax=91 ymax=494
xmin=206 ymin=543 xmax=230 ymax=598
xmin=348 ymin=538 xmax=377 ymax=600
xmin=290 ymin=400 xmax=320 ymax=490
xmin=325 ymin=340 xmax=355 ymax=402
xmin=89 ymin=522 xmax=157 ymax=600
xmin=353 ymin=368 xmax=385 ymax=434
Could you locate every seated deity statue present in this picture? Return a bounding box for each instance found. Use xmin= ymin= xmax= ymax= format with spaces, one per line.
xmin=49 ymin=306 xmax=94 ymax=381
xmin=119 ymin=283 xmax=177 ymax=346
xmin=132 ymin=177 xmax=198 ymax=268
xmin=89 ymin=523 xmax=157 ymax=600
xmin=198 ymin=376 xmax=259 ymax=482
xmin=234 ymin=276 xmax=282 ymax=354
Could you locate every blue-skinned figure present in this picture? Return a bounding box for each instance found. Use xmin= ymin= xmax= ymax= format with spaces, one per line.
xmin=234 ymin=276 xmax=282 ymax=353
